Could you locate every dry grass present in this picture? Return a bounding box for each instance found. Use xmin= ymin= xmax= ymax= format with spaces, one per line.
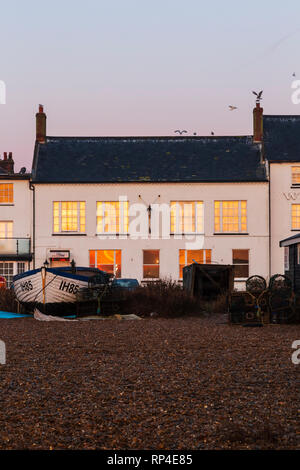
xmin=120 ymin=279 xmax=201 ymax=317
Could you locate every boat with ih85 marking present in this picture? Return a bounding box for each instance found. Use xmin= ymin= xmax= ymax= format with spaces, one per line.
xmin=12 ymin=265 xmax=112 ymax=316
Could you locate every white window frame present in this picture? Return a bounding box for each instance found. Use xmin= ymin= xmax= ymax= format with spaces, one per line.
xmin=291 ymin=204 xmax=300 ymax=230
xmin=143 ymin=249 xmax=160 ymax=279
xmin=90 ymin=249 xmax=121 ymax=277
xmin=0 ymin=183 xmax=13 ymax=204
xmin=179 ymin=249 xmax=212 ymax=278
xmin=232 ymin=249 xmax=249 ymax=279
xmin=0 ymin=221 xmax=13 ymax=238
xmin=297 ymin=245 xmax=300 ymax=265
xmin=292 ymin=167 xmax=300 ymax=186
xmin=284 ymin=247 xmax=290 ymax=271
xmin=53 ymin=201 xmax=86 ymax=234
xmin=171 ymin=201 xmax=204 ymax=234
xmin=215 ymin=201 xmax=247 ymax=234
xmin=96 ymin=201 xmax=128 ymax=235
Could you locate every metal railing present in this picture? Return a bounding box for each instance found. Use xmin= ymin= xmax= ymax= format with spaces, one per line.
xmin=0 ymin=238 xmax=31 ymax=257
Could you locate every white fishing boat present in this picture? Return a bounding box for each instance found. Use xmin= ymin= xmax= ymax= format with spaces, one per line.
xmin=13 ymin=266 xmax=111 ymax=315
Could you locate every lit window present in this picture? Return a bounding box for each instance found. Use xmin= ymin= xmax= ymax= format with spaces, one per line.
xmin=0 ymin=221 xmax=13 ymax=238
xmin=53 ymin=202 xmax=85 ymax=233
xmin=96 ymin=201 xmax=128 ymax=234
xmin=215 ymin=201 xmax=247 ymax=233
xmin=170 ymin=201 xmax=203 ymax=233
xmin=292 ymin=204 xmax=300 ymax=229
xmin=89 ymin=250 xmax=121 ymax=278
xmin=143 ymin=250 xmax=159 ymax=279
xmin=232 ymin=249 xmax=249 ymax=278
xmin=0 ymin=262 xmax=14 ymax=287
xmin=0 ymin=184 xmax=13 ymax=203
xmin=179 ymin=249 xmax=212 ymax=278
xmin=292 ymin=167 xmax=300 ymax=185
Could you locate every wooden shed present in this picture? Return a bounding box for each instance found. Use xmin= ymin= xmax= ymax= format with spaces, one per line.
xmin=183 ymin=263 xmax=234 ymax=300
xmin=279 ymin=233 xmax=300 ymax=292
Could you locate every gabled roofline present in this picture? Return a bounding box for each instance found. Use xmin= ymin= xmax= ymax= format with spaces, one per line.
xmin=44 ymin=135 xmax=254 ymax=141
xmin=30 ymin=179 xmax=269 ymax=185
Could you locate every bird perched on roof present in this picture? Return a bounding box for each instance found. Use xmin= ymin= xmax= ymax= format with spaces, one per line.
xmin=174 ymin=130 xmax=187 ymax=135
xmin=228 ymin=105 xmax=238 ymax=111
xmin=252 ymin=90 xmax=263 ymax=103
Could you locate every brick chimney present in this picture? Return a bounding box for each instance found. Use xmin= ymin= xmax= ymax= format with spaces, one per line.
xmin=36 ymin=104 xmax=46 ymax=143
xmin=0 ymin=152 xmax=14 ymax=174
xmin=253 ymin=103 xmax=263 ymax=142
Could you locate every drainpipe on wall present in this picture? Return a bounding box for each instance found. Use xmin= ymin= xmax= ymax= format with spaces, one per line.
xmin=29 ymin=182 xmax=35 ymax=269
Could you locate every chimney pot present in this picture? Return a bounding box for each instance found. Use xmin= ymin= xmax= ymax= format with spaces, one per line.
xmin=3 ymin=152 xmax=7 ymax=160
xmin=8 ymin=152 xmax=12 ymax=159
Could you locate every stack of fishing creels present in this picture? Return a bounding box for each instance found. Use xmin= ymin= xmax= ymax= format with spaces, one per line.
xmin=268 ymin=274 xmax=295 ymax=324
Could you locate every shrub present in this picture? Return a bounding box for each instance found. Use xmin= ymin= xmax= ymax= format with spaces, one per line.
xmin=120 ymin=279 xmax=201 ymax=318
xmin=0 ymin=287 xmax=18 ymax=313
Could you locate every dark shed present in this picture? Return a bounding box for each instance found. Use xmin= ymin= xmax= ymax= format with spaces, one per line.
xmin=279 ymin=234 xmax=300 ymax=292
xmin=183 ymin=264 xmax=234 ymax=300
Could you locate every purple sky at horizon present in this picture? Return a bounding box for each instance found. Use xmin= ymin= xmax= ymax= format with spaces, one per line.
xmin=1 ymin=0 xmax=300 ymax=170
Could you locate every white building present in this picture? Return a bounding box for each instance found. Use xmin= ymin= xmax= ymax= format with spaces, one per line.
xmin=1 ymin=104 xmax=300 ymax=289
xmin=30 ymin=105 xmax=269 ymax=287
xmin=0 ymin=153 xmax=32 ymax=286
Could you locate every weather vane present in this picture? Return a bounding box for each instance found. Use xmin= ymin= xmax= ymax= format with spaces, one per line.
xmin=252 ymin=90 xmax=263 ymax=104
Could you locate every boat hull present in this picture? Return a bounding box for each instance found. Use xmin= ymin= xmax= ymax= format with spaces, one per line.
xmin=13 ymin=267 xmax=110 ymax=316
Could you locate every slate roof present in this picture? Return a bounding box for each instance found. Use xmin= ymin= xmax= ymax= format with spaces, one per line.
xmin=32 ymin=136 xmax=267 ymax=183
xmin=264 ymin=115 xmax=300 ymax=162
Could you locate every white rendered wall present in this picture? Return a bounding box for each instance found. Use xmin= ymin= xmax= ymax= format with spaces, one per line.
xmin=270 ymin=163 xmax=300 ymax=274
xmin=34 ymin=182 xmax=269 ymax=282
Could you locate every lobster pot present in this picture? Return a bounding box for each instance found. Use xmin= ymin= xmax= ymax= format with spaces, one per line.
xmin=229 ymin=290 xmax=269 ymax=324
xmin=269 ymin=289 xmax=294 ymax=324
xmin=229 ymin=292 xmax=256 ymax=324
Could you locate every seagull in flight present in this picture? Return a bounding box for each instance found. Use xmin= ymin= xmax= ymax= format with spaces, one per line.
xmin=174 ymin=130 xmax=187 ymax=135
xmin=293 ymin=72 xmax=296 ymax=77
xmin=252 ymin=90 xmax=263 ymax=102
xmin=228 ymin=105 xmax=238 ymax=111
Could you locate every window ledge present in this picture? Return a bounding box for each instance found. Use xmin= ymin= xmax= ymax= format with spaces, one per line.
xmin=0 ymin=203 xmax=14 ymax=206
xmin=234 ymin=278 xmax=248 ymax=282
xmin=170 ymin=233 xmax=205 ymax=236
xmin=95 ymin=233 xmax=129 ymax=237
xmin=52 ymin=233 xmax=87 ymax=236
xmin=214 ymin=232 xmax=249 ymax=236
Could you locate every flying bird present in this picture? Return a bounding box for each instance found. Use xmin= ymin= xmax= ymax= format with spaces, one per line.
xmin=229 ymin=105 xmax=238 ymax=111
xmin=252 ymin=90 xmax=263 ymax=102
xmin=293 ymin=72 xmax=296 ymax=77
xmin=174 ymin=130 xmax=187 ymax=135
xmin=211 ymin=131 xmax=215 ymax=136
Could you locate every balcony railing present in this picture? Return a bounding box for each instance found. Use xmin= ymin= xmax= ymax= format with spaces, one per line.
xmin=0 ymin=238 xmax=32 ymax=260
